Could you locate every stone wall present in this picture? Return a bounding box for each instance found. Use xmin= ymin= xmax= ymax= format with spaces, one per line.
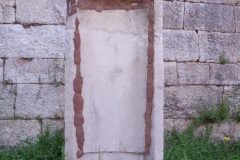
xmin=0 ymin=0 xmax=66 ymax=146
xmin=163 ymin=0 xmax=240 ymax=133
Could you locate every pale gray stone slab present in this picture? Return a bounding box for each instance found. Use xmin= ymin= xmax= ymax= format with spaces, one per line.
xmin=0 ymin=120 xmax=41 ymax=146
xmin=170 ymin=0 xmax=240 ymax=5
xmin=164 ymin=86 xmax=223 ymax=118
xmin=178 ymin=63 xmax=209 ymax=84
xmin=42 ymin=119 xmax=64 ymax=134
xmin=164 ymin=62 xmax=178 ymax=85
xmin=5 ymin=58 xmax=64 ymax=83
xmin=0 ymin=84 xmax=16 ymax=119
xmin=234 ymin=6 xmax=240 ymax=33
xmin=16 ymin=0 xmax=67 ymax=24
xmin=0 ymin=67 xmax=2 ymax=83
xmin=164 ymin=119 xmax=190 ymax=133
xmin=15 ymin=84 xmax=64 ymax=118
xmin=163 ymin=1 xmax=184 ymax=29
xmin=163 ymin=30 xmax=199 ymax=61
xmin=210 ymin=64 xmax=240 ymax=85
xmin=199 ymin=31 xmax=240 ymax=63
xmin=0 ymin=58 xmax=3 ymax=67
xmin=0 ymin=3 xmax=15 ymax=23
xmin=184 ymin=3 xmax=235 ymax=32
xmin=0 ymin=25 xmax=65 ymax=58
xmin=224 ymin=86 xmax=240 ymax=116
xmin=80 ymin=153 xmax=145 ymax=160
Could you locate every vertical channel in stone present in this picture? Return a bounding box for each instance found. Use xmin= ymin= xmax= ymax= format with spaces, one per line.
xmin=73 ymin=17 xmax=85 ymax=158
xmin=145 ymin=1 xmax=154 ymax=155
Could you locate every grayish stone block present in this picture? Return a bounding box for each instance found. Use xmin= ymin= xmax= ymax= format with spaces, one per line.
xmin=0 ymin=25 xmax=65 ymax=58
xmin=163 ymin=30 xmax=199 ymax=62
xmin=0 ymin=1 xmax=15 ymax=23
xmin=164 ymin=119 xmax=190 ymax=133
xmin=164 ymin=62 xmax=178 ymax=85
xmin=163 ymin=1 xmax=184 ymax=29
xmin=178 ymin=63 xmax=209 ymax=84
xmin=15 ymin=84 xmax=64 ymax=118
xmin=42 ymin=119 xmax=64 ymax=134
xmin=185 ymin=3 xmax=235 ymax=32
xmin=173 ymin=0 xmax=240 ymax=5
xmin=234 ymin=6 xmax=240 ymax=33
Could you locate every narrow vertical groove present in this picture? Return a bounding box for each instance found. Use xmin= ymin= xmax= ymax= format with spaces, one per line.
xmin=73 ymin=17 xmax=85 ymax=158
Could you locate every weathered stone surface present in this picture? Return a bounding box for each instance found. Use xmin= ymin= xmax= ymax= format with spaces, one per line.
xmin=234 ymin=6 xmax=240 ymax=33
xmin=42 ymin=119 xmax=64 ymax=134
xmin=5 ymin=58 xmax=64 ymax=84
xmin=178 ymin=63 xmax=209 ymax=84
xmin=0 ymin=120 xmax=41 ymax=146
xmin=164 ymin=119 xmax=190 ymax=133
xmin=164 ymin=62 xmax=178 ymax=85
xmin=15 ymin=84 xmax=64 ymax=118
xmin=77 ymin=9 xmax=149 ymax=35
xmin=0 ymin=84 xmax=16 ymax=119
xmin=184 ymin=3 xmax=235 ymax=32
xmin=163 ymin=1 xmax=184 ymax=29
xmin=164 ymin=86 xmax=223 ymax=118
xmin=199 ymin=32 xmax=240 ymax=63
xmin=0 ymin=67 xmax=3 ymax=83
xmin=0 ymin=58 xmax=3 ymax=67
xmin=16 ymin=0 xmax=67 ymax=24
xmin=0 ymin=0 xmax=15 ymax=23
xmin=163 ymin=30 xmax=199 ymax=62
xmin=209 ymin=64 xmax=240 ymax=85
xmin=80 ymin=153 xmax=145 ymax=160
xmin=0 ymin=25 xmax=65 ymax=58
xmin=223 ymin=86 xmax=240 ymax=116
xmin=173 ymin=0 xmax=240 ymax=5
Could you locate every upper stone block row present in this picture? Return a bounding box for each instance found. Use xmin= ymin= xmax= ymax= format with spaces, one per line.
xmin=164 ymin=1 xmax=240 ymax=32
xmin=0 ymin=0 xmax=67 ymax=24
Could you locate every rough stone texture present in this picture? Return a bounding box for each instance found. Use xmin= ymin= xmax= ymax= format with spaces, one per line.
xmin=199 ymin=32 xmax=240 ymax=63
xmin=209 ymin=64 xmax=240 ymax=85
xmin=0 ymin=0 xmax=15 ymax=23
xmin=77 ymin=9 xmax=149 ymax=35
xmin=163 ymin=1 xmax=184 ymax=29
xmin=234 ymin=6 xmax=240 ymax=33
xmin=0 ymin=58 xmax=3 ymax=82
xmin=16 ymin=0 xmax=67 ymax=24
xmin=163 ymin=30 xmax=199 ymax=62
xmin=164 ymin=62 xmax=178 ymax=86
xmin=171 ymin=0 xmax=240 ymax=5
xmin=178 ymin=63 xmax=210 ymax=85
xmin=184 ymin=3 xmax=235 ymax=32
xmin=15 ymin=84 xmax=64 ymax=118
xmin=42 ymin=119 xmax=64 ymax=134
xmin=0 ymin=120 xmax=41 ymax=146
xmin=0 ymin=25 xmax=65 ymax=58
xmin=164 ymin=86 xmax=223 ymax=118
xmin=164 ymin=119 xmax=190 ymax=133
xmin=5 ymin=58 xmax=64 ymax=84
xmin=0 ymin=84 xmax=16 ymax=119
xmin=223 ymin=86 xmax=240 ymax=116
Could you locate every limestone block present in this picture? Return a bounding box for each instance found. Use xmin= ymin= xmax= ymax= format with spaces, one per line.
xmin=163 ymin=1 xmax=184 ymax=29
xmin=163 ymin=30 xmax=199 ymax=61
xmin=77 ymin=9 xmax=149 ymax=35
xmin=233 ymin=122 xmax=240 ymax=140
xmin=184 ymin=3 xmax=235 ymax=32
xmin=223 ymin=86 xmax=240 ymax=116
xmin=209 ymin=64 xmax=240 ymax=85
xmin=174 ymin=0 xmax=240 ymax=5
xmin=164 ymin=119 xmax=190 ymax=133
xmin=5 ymin=58 xmax=64 ymax=84
xmin=0 ymin=84 xmax=16 ymax=119
xmin=199 ymin=32 xmax=240 ymax=63
xmin=0 ymin=0 xmax=15 ymax=23
xmin=0 ymin=67 xmax=2 ymax=82
xmin=164 ymin=86 xmax=223 ymax=118
xmin=0 ymin=120 xmax=41 ymax=146
xmin=0 ymin=58 xmax=3 ymax=67
xmin=42 ymin=119 xmax=64 ymax=134
xmin=80 ymin=153 xmax=145 ymax=160
xmin=178 ymin=63 xmax=209 ymax=84
xmin=16 ymin=0 xmax=67 ymax=24
xmin=0 ymin=25 xmax=65 ymax=58
xmin=164 ymin=62 xmax=178 ymax=85
xmin=234 ymin=6 xmax=240 ymax=33
xmin=15 ymin=84 xmax=64 ymax=118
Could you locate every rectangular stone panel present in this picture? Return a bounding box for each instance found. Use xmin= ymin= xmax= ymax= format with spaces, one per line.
xmin=199 ymin=32 xmax=240 ymax=63
xmin=163 ymin=1 xmax=184 ymax=29
xmin=16 ymin=0 xmax=67 ymax=24
xmin=78 ymin=9 xmax=148 ymax=153
xmin=184 ymin=3 xmax=235 ymax=32
xmin=163 ymin=30 xmax=199 ymax=62
xmin=164 ymin=62 xmax=178 ymax=86
xmin=0 ymin=25 xmax=65 ymax=58
xmin=234 ymin=6 xmax=240 ymax=33
xmin=178 ymin=63 xmax=209 ymax=84
xmin=172 ymin=0 xmax=240 ymax=5
xmin=5 ymin=58 xmax=64 ymax=84
xmin=42 ymin=119 xmax=64 ymax=134
xmin=0 ymin=0 xmax=15 ymax=23
xmin=164 ymin=86 xmax=223 ymax=118
xmin=15 ymin=84 xmax=64 ymax=118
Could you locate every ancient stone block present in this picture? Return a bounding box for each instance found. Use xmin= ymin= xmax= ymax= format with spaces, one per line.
xmin=234 ymin=6 xmax=240 ymax=33
xmin=223 ymin=86 xmax=240 ymax=116
xmin=177 ymin=0 xmax=240 ymax=5
xmin=210 ymin=64 xmax=240 ymax=85
xmin=0 ymin=58 xmax=3 ymax=67
xmin=163 ymin=30 xmax=199 ymax=62
xmin=163 ymin=1 xmax=184 ymax=29
xmin=0 ymin=84 xmax=16 ymax=119
xmin=0 ymin=1 xmax=15 ymax=23
xmin=164 ymin=86 xmax=223 ymax=119
xmin=178 ymin=63 xmax=209 ymax=84
xmin=0 ymin=25 xmax=65 ymax=58
xmin=5 ymin=58 xmax=64 ymax=84
xmin=42 ymin=119 xmax=64 ymax=134
xmin=199 ymin=32 xmax=240 ymax=63
xmin=15 ymin=84 xmax=64 ymax=118
xmin=16 ymin=0 xmax=67 ymax=24
xmin=164 ymin=62 xmax=178 ymax=86
xmin=0 ymin=120 xmax=41 ymax=146
xmin=0 ymin=67 xmax=3 ymax=83
xmin=184 ymin=3 xmax=235 ymax=32
xmin=164 ymin=119 xmax=190 ymax=133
